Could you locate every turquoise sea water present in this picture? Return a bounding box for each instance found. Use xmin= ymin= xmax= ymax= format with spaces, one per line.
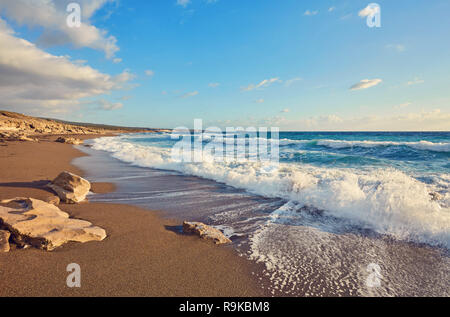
xmin=87 ymin=131 xmax=450 ymax=296
xmin=91 ymin=131 xmax=450 ymax=247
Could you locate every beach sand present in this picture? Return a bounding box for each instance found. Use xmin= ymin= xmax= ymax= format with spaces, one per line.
xmin=0 ymin=136 xmax=263 ymax=297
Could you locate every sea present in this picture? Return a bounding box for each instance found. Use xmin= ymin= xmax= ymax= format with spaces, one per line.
xmin=74 ymin=131 xmax=450 ymax=296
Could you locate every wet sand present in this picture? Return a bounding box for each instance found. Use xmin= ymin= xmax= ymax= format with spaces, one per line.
xmin=0 ymin=136 xmax=263 ymax=297
xmin=76 ymin=138 xmax=450 ymax=297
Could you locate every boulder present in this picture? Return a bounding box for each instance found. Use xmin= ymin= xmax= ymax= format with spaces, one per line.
xmin=0 ymin=230 xmax=10 ymax=252
xmin=183 ymin=221 xmax=231 ymax=245
xmin=55 ymin=137 xmax=83 ymax=145
xmin=44 ymin=195 xmax=60 ymax=206
xmin=429 ymin=192 xmax=443 ymax=201
xmin=0 ymin=198 xmax=106 ymax=251
xmin=47 ymin=171 xmax=91 ymax=204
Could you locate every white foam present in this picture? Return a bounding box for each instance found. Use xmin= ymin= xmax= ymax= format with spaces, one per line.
xmin=316 ymin=139 xmax=450 ymax=152
xmin=92 ymin=136 xmax=450 ymax=249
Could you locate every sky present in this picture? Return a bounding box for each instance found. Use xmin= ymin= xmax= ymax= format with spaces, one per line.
xmin=0 ymin=0 xmax=449 ymax=131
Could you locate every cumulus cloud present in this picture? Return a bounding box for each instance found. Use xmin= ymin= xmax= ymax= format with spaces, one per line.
xmin=358 ymin=4 xmax=380 ymax=18
xmin=242 ymin=78 xmax=281 ymax=91
xmin=349 ymin=79 xmax=382 ymax=91
xmin=0 ymin=18 xmax=132 ymax=115
xmin=328 ymin=7 xmax=336 ymax=12
xmin=180 ymin=91 xmax=198 ymax=98
xmin=0 ymin=0 xmax=119 ymax=59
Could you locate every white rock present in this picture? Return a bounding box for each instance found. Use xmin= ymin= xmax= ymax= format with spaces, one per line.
xmin=0 ymin=198 xmax=106 ymax=251
xmin=47 ymin=171 xmax=91 ymax=204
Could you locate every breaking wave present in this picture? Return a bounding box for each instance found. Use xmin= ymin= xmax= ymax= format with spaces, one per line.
xmin=91 ymin=135 xmax=450 ymax=249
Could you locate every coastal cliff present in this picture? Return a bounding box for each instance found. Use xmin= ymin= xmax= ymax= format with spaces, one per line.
xmin=0 ymin=110 xmax=170 ymax=141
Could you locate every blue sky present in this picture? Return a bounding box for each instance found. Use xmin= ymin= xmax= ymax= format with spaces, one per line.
xmin=0 ymin=0 xmax=449 ymax=130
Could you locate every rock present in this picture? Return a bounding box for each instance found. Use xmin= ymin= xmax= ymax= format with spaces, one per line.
xmin=183 ymin=221 xmax=231 ymax=245
xmin=20 ymin=135 xmax=36 ymax=142
xmin=429 ymin=192 xmax=443 ymax=201
xmin=0 ymin=198 xmax=106 ymax=251
xmin=44 ymin=195 xmax=60 ymax=206
xmin=0 ymin=132 xmax=36 ymax=142
xmin=55 ymin=137 xmax=83 ymax=145
xmin=47 ymin=171 xmax=91 ymax=204
xmin=0 ymin=230 xmax=10 ymax=252
xmin=1 ymin=110 xmax=155 ymax=138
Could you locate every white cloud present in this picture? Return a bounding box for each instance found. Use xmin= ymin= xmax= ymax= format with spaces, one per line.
xmin=304 ymin=10 xmax=318 ymax=16
xmin=0 ymin=18 xmax=132 ymax=115
xmin=285 ymin=77 xmax=302 ymax=87
xmin=407 ymin=77 xmax=425 ymax=86
xmin=0 ymin=0 xmax=119 ymax=59
xmin=242 ymin=78 xmax=281 ymax=91
xmin=97 ymin=99 xmax=123 ymax=111
xmin=394 ymin=102 xmax=412 ymax=109
xmin=358 ymin=4 xmax=380 ymax=18
xmin=386 ymin=44 xmax=405 ymax=52
xmin=244 ymin=109 xmax=450 ymax=131
xmin=180 ymin=91 xmax=198 ymax=98
xmin=328 ymin=7 xmax=336 ymax=12
xmin=145 ymin=70 xmax=155 ymax=77
xmin=281 ymin=108 xmax=290 ymax=113
xmin=113 ymin=58 xmax=122 ymax=64
xmin=176 ymin=0 xmax=191 ymax=8
xmin=208 ymin=82 xmax=220 ymax=88
xmin=255 ymin=99 xmax=264 ymax=103
xmin=349 ymin=79 xmax=382 ymax=91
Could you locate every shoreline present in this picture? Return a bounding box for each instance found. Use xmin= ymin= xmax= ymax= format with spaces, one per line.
xmin=82 ymin=134 xmax=450 ymax=296
xmin=0 ymin=135 xmax=264 ymax=297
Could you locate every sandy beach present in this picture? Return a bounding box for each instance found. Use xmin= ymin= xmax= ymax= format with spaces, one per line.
xmin=1 ymin=1 xmax=449 ymax=300
xmin=0 ymin=136 xmax=263 ymax=297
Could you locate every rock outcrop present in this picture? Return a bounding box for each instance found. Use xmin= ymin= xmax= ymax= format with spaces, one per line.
xmin=429 ymin=192 xmax=443 ymax=201
xmin=0 ymin=230 xmax=10 ymax=252
xmin=0 ymin=110 xmax=159 ymax=139
xmin=0 ymin=198 xmax=106 ymax=251
xmin=0 ymin=132 xmax=37 ymax=142
xmin=183 ymin=221 xmax=231 ymax=245
xmin=47 ymin=171 xmax=91 ymax=204
xmin=55 ymin=137 xmax=83 ymax=145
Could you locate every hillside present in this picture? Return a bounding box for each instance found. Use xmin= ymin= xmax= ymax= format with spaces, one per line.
xmin=0 ymin=110 xmax=169 ymax=141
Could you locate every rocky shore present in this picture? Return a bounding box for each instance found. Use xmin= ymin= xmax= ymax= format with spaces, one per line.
xmin=0 ymin=110 xmax=169 ymax=142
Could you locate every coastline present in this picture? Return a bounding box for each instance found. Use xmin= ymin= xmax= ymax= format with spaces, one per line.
xmin=82 ymin=133 xmax=450 ymax=297
xmin=0 ymin=135 xmax=264 ymax=297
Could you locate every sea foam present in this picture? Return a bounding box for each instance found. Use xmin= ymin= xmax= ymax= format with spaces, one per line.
xmin=91 ymin=135 xmax=450 ymax=248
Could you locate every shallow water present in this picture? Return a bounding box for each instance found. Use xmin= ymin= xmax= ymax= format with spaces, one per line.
xmin=74 ymin=138 xmax=450 ymax=297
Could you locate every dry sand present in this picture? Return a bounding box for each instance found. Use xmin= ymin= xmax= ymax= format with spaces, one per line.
xmin=0 ymin=136 xmax=263 ymax=297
